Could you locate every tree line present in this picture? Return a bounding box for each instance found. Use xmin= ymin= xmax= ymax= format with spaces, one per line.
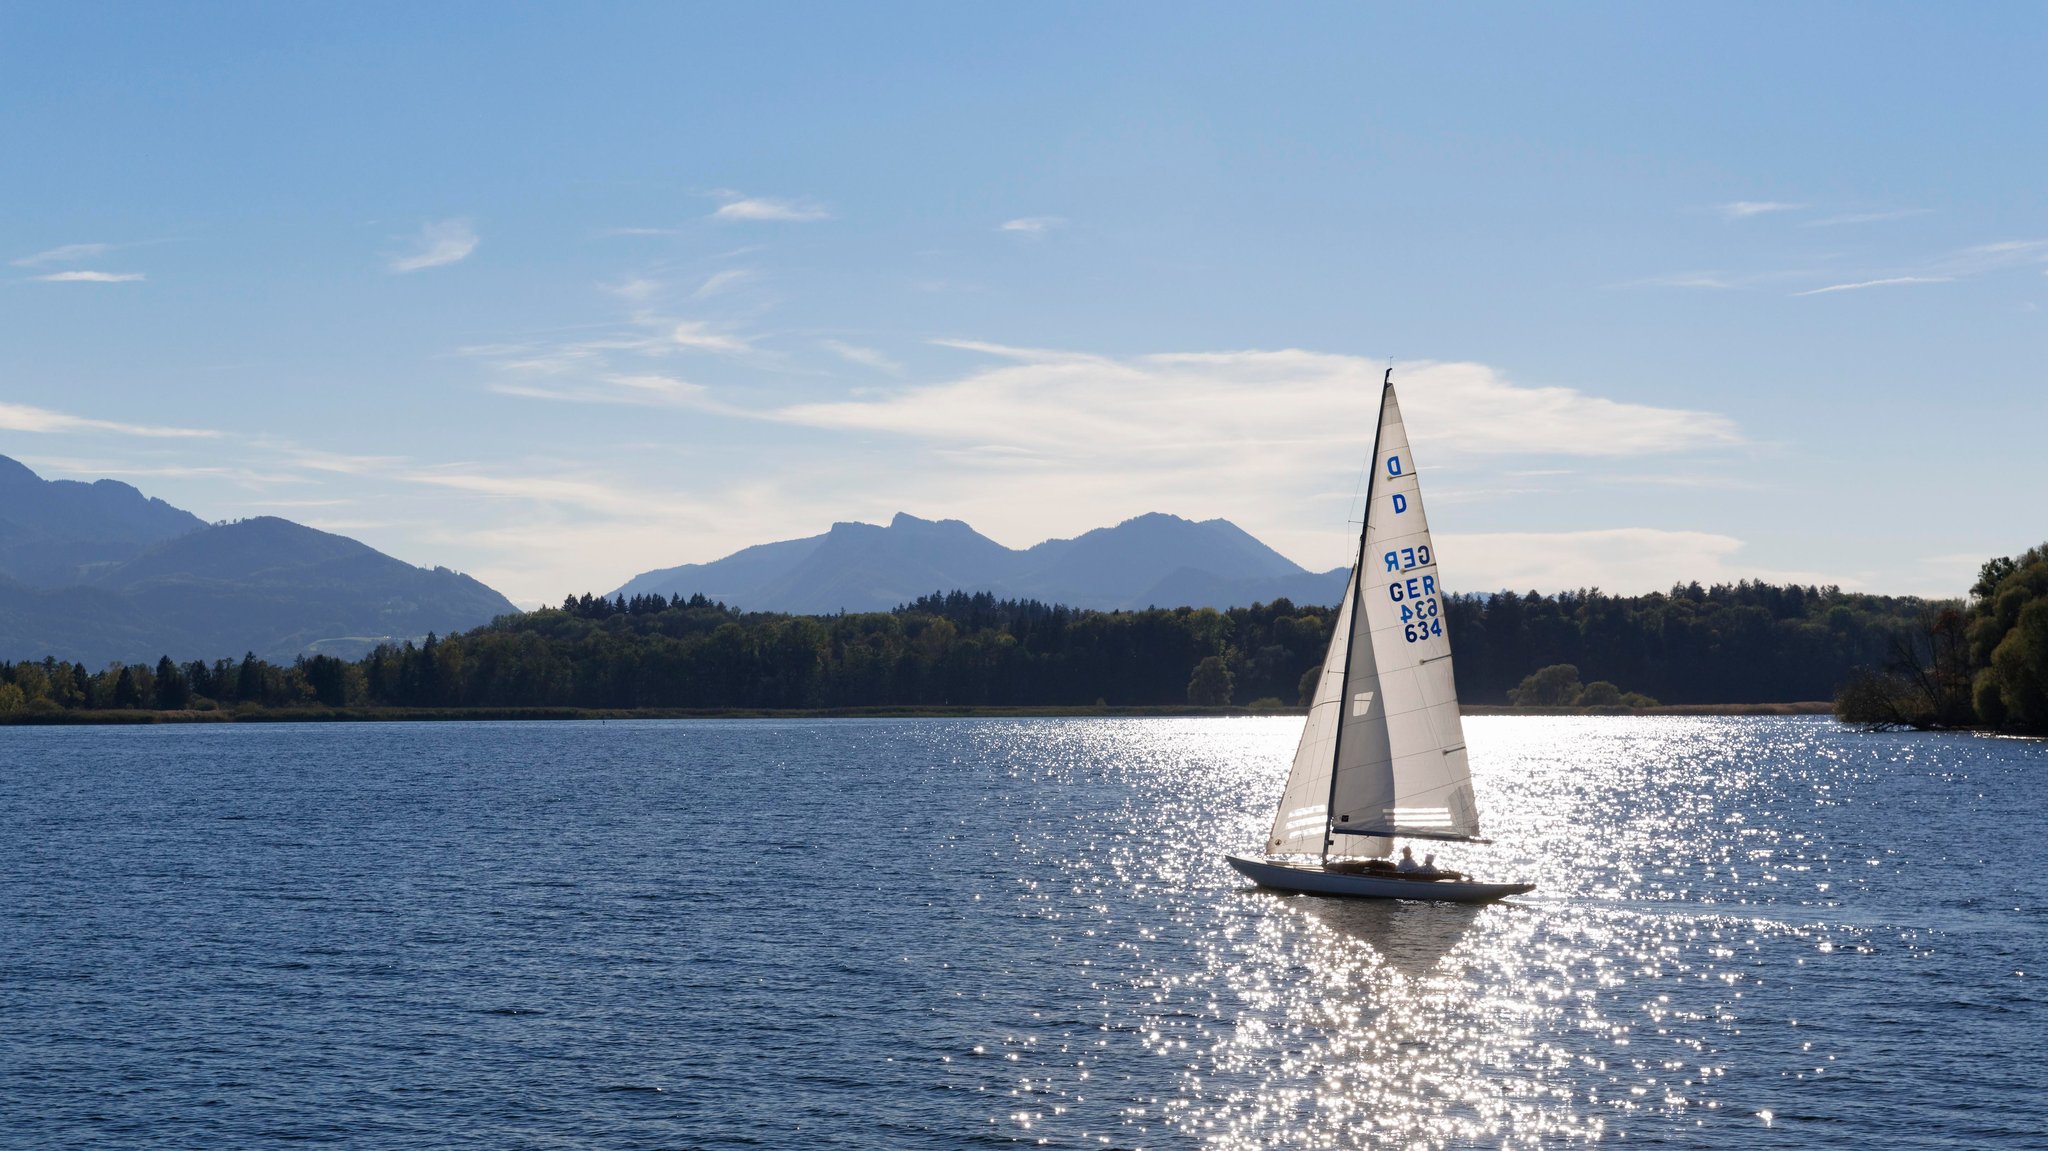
xmin=1836 ymin=541 xmax=2048 ymax=734
xmin=0 ymin=579 xmax=1944 ymax=717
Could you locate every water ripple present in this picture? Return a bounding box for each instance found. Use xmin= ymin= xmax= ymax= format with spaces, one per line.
xmin=1 ymin=716 xmax=2042 ymax=1148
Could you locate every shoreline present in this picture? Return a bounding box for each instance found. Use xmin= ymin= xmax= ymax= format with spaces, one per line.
xmin=0 ymin=701 xmax=1840 ymax=725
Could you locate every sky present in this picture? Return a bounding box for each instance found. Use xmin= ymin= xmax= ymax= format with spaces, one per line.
xmin=3 ymin=2 xmax=2042 ymax=607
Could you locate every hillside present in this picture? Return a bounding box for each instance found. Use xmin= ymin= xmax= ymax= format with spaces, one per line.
xmin=0 ymin=456 xmax=518 ymax=664
xmin=0 ymin=454 xmax=207 ymax=586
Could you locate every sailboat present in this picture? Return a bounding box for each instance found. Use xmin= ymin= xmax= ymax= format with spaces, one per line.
xmin=1226 ymin=370 xmax=1534 ymax=903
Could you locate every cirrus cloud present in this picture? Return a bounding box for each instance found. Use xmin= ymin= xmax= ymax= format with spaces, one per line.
xmin=711 ymin=194 xmax=830 ymax=222
xmin=1717 ymin=200 xmax=1804 ymax=219
xmin=999 ymin=215 xmax=1066 ymax=236
xmin=0 ymin=401 xmax=217 ymax=439
xmin=31 ymin=270 xmax=145 ymax=283
xmin=388 ymin=218 xmax=479 ymax=273
xmin=13 ymin=242 xmax=115 ymax=267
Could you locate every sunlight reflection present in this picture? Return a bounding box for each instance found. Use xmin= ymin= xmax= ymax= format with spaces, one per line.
xmin=940 ymin=715 xmax=2005 ymax=1148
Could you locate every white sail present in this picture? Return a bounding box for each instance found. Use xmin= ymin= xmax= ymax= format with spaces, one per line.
xmin=1332 ymin=383 xmax=1479 ymax=841
xmin=1264 ymin=569 xmax=1387 ymax=856
xmin=1265 ymin=378 xmax=1479 ymax=861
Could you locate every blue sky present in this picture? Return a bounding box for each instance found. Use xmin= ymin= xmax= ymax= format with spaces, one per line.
xmin=4 ymin=3 xmax=2042 ymax=606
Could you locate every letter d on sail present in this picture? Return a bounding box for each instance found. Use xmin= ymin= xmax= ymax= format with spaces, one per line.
xmin=1352 ymin=691 xmax=1375 ymax=717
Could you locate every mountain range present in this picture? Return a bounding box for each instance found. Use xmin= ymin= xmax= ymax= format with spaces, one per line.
xmin=0 ymin=456 xmax=516 ymax=666
xmin=1 ymin=452 xmax=1347 ymax=666
xmin=614 ymin=511 xmax=1348 ymax=613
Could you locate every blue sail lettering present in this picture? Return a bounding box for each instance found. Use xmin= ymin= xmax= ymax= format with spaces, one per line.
xmin=1386 ymin=455 xmax=1403 ymax=477
xmin=1391 ymin=493 xmax=1408 ymax=514
xmin=1383 ymin=551 xmax=1399 ymax=572
xmin=1422 ymin=575 xmax=1436 ymax=595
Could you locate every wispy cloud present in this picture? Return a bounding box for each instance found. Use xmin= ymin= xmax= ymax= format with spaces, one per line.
xmin=461 ymin=333 xmax=669 ymax=375
xmin=12 ymin=242 xmax=114 ymax=267
xmin=0 ymin=401 xmax=217 ymax=439
xmin=1780 ymin=238 xmax=2046 ymax=297
xmin=399 ymin=467 xmax=652 ymax=516
xmin=15 ymin=457 xmax=303 ymax=486
xmin=388 ymin=218 xmax=479 ymax=273
xmin=1932 ymin=239 xmax=2048 ymax=276
xmin=1625 ymin=272 xmax=1737 ymax=290
xmin=821 ymin=339 xmax=901 ymax=372
xmin=711 ymin=194 xmax=830 ymax=222
xmin=1804 ymin=208 xmax=1932 ymax=227
xmin=927 ymin=337 xmax=1075 ymax=362
xmin=281 ymin=447 xmax=408 ymax=476
xmin=775 ymin=348 xmax=1741 ymax=462
xmin=1717 ymin=201 xmax=1804 ymax=219
xmin=670 ymin=320 xmax=752 ymax=353
xmin=32 ymin=270 xmax=145 ymax=283
xmin=491 ymin=373 xmax=725 ymax=411
xmin=998 ymin=216 xmax=1065 ymax=236
xmin=604 ymin=276 xmax=662 ymax=302
xmin=691 ymin=269 xmax=751 ymax=298
xmin=1794 ymin=276 xmax=1953 ymax=296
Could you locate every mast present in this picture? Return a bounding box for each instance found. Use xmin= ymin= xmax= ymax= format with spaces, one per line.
xmin=1320 ymin=367 xmax=1394 ymax=864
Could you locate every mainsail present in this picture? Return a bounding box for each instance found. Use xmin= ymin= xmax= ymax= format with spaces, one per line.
xmin=1264 ymin=376 xmax=1480 ymax=860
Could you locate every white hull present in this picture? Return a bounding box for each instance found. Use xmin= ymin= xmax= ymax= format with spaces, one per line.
xmin=1226 ymin=854 xmax=1533 ymax=903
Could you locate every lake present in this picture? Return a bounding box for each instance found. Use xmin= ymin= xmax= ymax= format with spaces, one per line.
xmin=2 ymin=716 xmax=2043 ymax=1148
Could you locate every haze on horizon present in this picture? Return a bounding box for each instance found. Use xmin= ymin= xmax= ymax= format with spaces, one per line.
xmin=4 ymin=4 xmax=2042 ymax=608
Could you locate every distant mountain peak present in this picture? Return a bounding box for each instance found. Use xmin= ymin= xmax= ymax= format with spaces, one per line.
xmin=886 ymin=511 xmax=978 ymax=532
xmin=1115 ymin=511 xmax=1195 ymax=527
xmin=0 ymin=454 xmax=45 ymax=486
xmin=612 ymin=510 xmax=1346 ymax=613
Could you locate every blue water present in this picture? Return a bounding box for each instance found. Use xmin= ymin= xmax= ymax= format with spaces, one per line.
xmin=1 ymin=717 xmax=2043 ymax=1148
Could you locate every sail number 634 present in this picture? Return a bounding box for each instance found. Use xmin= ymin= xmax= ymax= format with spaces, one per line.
xmin=1387 ymin=575 xmax=1442 ymax=644
xmin=1399 ymin=597 xmax=1442 ymax=642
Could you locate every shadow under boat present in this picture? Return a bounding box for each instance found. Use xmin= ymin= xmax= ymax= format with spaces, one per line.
xmin=1297 ymin=895 xmax=1483 ymax=978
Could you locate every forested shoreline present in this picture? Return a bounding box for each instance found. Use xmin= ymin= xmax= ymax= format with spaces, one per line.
xmin=0 ymin=578 xmax=1948 ymax=721
xmin=1835 ymin=542 xmax=2048 ymax=734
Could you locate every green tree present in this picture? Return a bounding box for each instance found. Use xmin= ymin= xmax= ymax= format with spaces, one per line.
xmin=1508 ymin=663 xmax=1582 ymax=707
xmin=1296 ymin=664 xmax=1322 ymax=707
xmin=112 ymin=666 xmax=142 ymax=709
xmin=11 ymin=662 xmax=51 ymax=703
xmin=1187 ymin=655 xmax=1235 ymax=706
xmin=1575 ymin=680 xmax=1623 ymax=707
xmin=153 ymin=655 xmax=190 ymax=709
xmin=1963 ymin=543 xmax=2048 ymax=731
xmin=236 ymin=652 xmax=264 ymax=704
xmin=1988 ymin=598 xmax=2048 ymax=728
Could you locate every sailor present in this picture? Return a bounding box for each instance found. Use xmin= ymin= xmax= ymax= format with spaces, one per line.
xmin=1397 ymin=846 xmax=1420 ymax=873
xmin=1420 ymin=852 xmax=1441 ymax=877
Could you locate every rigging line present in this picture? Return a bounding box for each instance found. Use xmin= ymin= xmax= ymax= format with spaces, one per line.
xmin=1322 ymin=368 xmax=1394 ymax=864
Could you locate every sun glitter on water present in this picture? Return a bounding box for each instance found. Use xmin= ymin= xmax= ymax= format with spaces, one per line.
xmin=945 ymin=715 xmax=2031 ymax=1149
